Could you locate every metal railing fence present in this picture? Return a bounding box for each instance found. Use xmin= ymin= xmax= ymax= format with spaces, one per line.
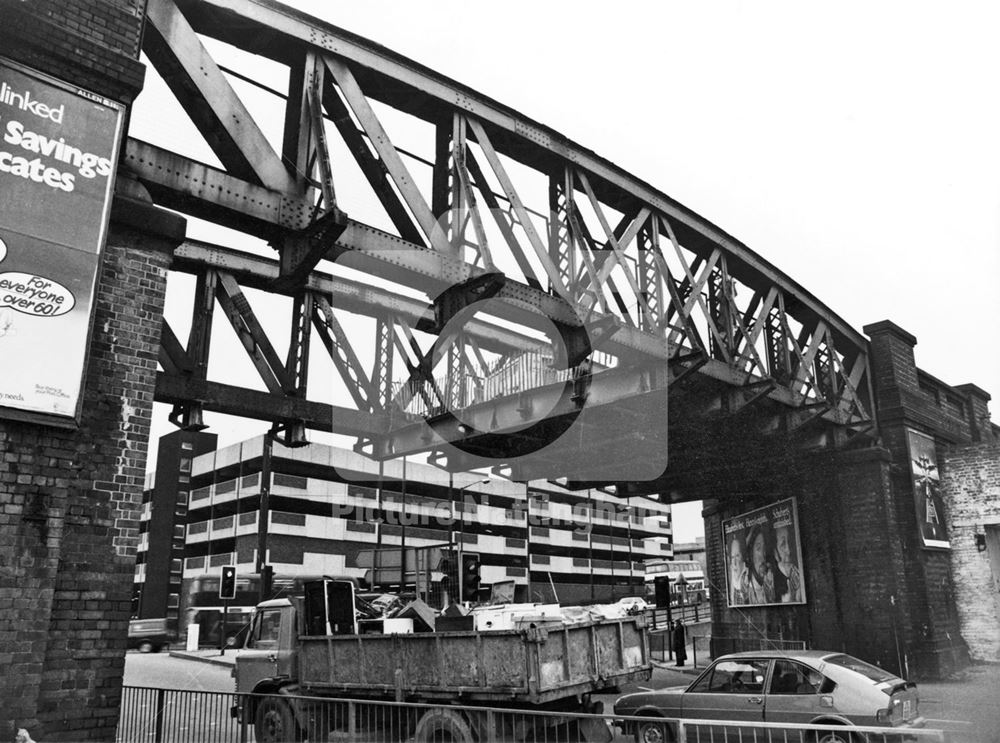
xmin=118 ymin=686 xmax=240 ymax=743
xmin=711 ymin=635 xmax=809 ymax=657
xmin=119 ymin=685 xmax=946 ymax=743
xmin=644 ymin=604 xmax=705 ymax=629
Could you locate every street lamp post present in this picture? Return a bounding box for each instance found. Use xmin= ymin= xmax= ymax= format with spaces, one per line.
xmin=256 ymin=429 xmax=275 ymax=604
xmin=676 ymin=573 xmax=689 ymax=620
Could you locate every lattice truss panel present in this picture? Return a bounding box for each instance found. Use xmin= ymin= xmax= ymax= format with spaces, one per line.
xmin=133 ymin=0 xmax=874 ymax=487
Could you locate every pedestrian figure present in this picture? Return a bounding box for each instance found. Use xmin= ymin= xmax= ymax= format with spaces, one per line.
xmin=672 ymin=619 xmax=687 ymax=667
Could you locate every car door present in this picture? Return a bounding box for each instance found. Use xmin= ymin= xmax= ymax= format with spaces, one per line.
xmin=764 ymin=659 xmax=828 ymax=725
xmin=680 ymin=658 xmax=770 ymax=739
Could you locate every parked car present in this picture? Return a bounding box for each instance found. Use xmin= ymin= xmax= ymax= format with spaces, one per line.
xmin=617 ymin=596 xmax=650 ymax=615
xmin=127 ymin=618 xmax=172 ymax=653
xmin=614 ymin=650 xmax=924 ymax=742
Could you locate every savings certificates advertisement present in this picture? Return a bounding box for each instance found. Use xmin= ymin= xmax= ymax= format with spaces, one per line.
xmin=0 ymin=58 xmax=123 ymax=420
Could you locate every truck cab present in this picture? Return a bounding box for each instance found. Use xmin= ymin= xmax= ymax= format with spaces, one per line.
xmin=234 ymin=598 xmax=298 ymax=697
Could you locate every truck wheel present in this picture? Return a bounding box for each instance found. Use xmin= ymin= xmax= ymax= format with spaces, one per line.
xmin=255 ymin=698 xmax=302 ymax=743
xmin=413 ymin=708 xmax=475 ymax=743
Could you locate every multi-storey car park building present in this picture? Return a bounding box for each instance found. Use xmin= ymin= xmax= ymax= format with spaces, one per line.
xmin=133 ymin=430 xmax=674 ymax=636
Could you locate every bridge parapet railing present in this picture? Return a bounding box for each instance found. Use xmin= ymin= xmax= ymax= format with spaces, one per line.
xmin=391 ymin=348 xmax=615 ymax=418
xmin=118 ymin=686 xmax=946 ymax=743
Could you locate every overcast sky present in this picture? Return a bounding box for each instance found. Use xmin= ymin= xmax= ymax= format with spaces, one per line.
xmin=141 ymin=2 xmax=1000 ymax=540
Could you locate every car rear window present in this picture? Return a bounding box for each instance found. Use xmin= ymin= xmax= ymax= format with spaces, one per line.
xmin=823 ymin=654 xmax=895 ymax=683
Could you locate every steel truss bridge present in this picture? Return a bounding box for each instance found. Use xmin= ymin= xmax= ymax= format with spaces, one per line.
xmin=134 ymin=0 xmax=874 ymax=497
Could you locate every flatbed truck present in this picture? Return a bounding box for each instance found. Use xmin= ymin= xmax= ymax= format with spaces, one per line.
xmin=233 ymin=580 xmax=651 ymax=742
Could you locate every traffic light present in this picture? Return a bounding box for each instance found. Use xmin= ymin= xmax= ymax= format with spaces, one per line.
xmin=219 ymin=566 xmax=236 ymax=600
xmin=460 ymin=552 xmax=481 ymax=603
xmin=437 ymin=551 xmax=458 ymax=607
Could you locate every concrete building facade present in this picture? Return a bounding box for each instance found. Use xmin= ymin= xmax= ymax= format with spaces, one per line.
xmin=133 ymin=435 xmax=675 ymax=639
xmin=133 ymin=430 xmax=218 ymax=628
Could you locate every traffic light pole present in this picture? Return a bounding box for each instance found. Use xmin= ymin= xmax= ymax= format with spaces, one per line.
xmin=220 ymin=599 xmax=229 ymax=656
xmin=219 ymin=566 xmax=237 ymax=655
xmin=456 ymin=479 xmax=488 ymax=603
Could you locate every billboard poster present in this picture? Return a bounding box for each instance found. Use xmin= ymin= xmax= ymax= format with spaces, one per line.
xmin=723 ymin=498 xmax=806 ymax=607
xmin=906 ymin=429 xmax=949 ymax=549
xmin=0 ymin=58 xmax=123 ymax=421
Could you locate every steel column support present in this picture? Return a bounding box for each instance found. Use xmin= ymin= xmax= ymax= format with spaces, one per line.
xmin=765 ymin=295 xmax=792 ymax=384
xmin=167 ymin=269 xmax=217 ymax=430
xmin=286 ymin=291 xmax=313 ymax=396
xmin=214 ymin=272 xmax=291 ymax=394
xmin=636 ymin=225 xmax=658 ymax=332
xmin=313 ymin=295 xmax=379 ymax=412
xmin=548 ymin=167 xmax=575 ymax=297
xmin=373 ymin=314 xmax=396 ymax=411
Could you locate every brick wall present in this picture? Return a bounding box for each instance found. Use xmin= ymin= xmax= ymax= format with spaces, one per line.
xmin=942 ymin=442 xmax=1000 ymax=661
xmin=0 ymin=212 xmax=176 ymax=739
xmin=704 ymin=321 xmax=992 ymax=680
xmin=0 ymin=3 xmax=173 ymax=738
xmin=705 ymin=447 xmax=912 ymax=675
xmin=0 ymin=0 xmax=146 ymax=103
xmin=862 ymin=320 xmax=990 ymax=677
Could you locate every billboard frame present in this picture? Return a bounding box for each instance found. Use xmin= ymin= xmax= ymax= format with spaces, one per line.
xmin=906 ymin=428 xmax=950 ymax=550
xmin=722 ymin=497 xmax=807 ymax=609
xmin=0 ymin=56 xmax=125 ymax=428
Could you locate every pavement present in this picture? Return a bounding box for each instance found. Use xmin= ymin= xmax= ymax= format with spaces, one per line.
xmin=172 ymin=646 xmax=1000 ymax=740
xmin=170 ymin=647 xmax=239 ymax=667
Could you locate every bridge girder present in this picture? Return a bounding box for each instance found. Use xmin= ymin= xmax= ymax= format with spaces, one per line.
xmin=134 ymin=0 xmax=876 ymax=489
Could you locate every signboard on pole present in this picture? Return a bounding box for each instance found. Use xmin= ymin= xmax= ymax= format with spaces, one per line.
xmin=723 ymin=498 xmax=806 ymax=608
xmin=0 ymin=57 xmax=124 ymax=423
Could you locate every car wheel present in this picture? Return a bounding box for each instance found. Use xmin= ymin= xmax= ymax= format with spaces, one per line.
xmin=137 ymin=640 xmax=154 ymax=653
xmin=255 ymin=698 xmax=302 ymax=743
xmin=635 ymin=717 xmax=672 ymax=743
xmin=815 ymin=730 xmax=860 ymax=743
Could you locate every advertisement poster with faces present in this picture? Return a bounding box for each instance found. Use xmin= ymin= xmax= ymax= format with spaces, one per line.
xmin=906 ymin=429 xmax=949 ymax=549
xmin=0 ymin=58 xmax=123 ymax=420
xmin=723 ymin=498 xmax=806 ymax=607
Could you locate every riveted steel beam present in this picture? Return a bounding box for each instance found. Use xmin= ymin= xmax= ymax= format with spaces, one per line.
xmin=136 ymin=0 xmax=876 ymax=459
xmin=177 ymin=0 xmax=868 ymax=355
xmin=155 ymin=372 xmax=379 ymax=435
xmin=144 ymin=0 xmax=298 ymax=193
xmin=125 ymin=139 xmax=314 ymax=234
xmin=169 ymin=239 xmax=534 ymax=355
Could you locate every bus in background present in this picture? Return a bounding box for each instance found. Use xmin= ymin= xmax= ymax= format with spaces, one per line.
xmin=644 ymin=559 xmax=707 ymax=606
xmin=179 ymin=572 xmax=356 ymax=647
